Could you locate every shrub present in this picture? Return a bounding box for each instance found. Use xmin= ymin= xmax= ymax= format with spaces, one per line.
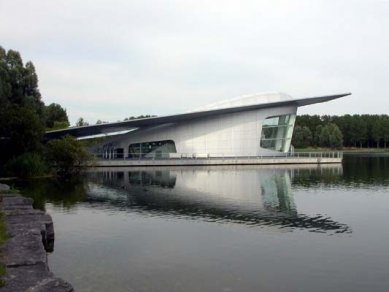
xmin=46 ymin=135 xmax=93 ymax=178
xmin=6 ymin=152 xmax=49 ymax=178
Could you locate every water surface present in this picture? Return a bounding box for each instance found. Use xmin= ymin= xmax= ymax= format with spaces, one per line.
xmin=16 ymin=155 xmax=389 ymax=292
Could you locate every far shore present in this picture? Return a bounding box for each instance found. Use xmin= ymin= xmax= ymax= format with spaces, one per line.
xmin=295 ymin=147 xmax=388 ymax=153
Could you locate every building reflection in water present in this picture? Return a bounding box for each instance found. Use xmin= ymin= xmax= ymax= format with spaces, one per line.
xmin=87 ymin=165 xmax=350 ymax=234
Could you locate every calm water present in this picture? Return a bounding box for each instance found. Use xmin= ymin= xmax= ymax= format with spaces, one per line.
xmin=15 ymin=154 xmax=389 ymax=292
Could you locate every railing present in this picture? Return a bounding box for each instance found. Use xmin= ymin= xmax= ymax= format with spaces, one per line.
xmin=93 ymin=151 xmax=343 ymax=161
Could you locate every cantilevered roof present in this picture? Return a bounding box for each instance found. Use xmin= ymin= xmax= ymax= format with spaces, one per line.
xmin=45 ymin=92 xmax=350 ymax=139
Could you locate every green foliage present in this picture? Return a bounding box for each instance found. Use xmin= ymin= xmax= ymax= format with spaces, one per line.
xmin=124 ymin=115 xmax=157 ymax=121
xmin=6 ymin=152 xmax=49 ymax=178
xmin=0 ymin=105 xmax=45 ymax=159
xmin=0 ymin=212 xmax=8 ymax=246
xmin=45 ymin=103 xmax=69 ymax=129
xmin=0 ymin=46 xmax=85 ymax=178
xmin=46 ymin=135 xmax=93 ymax=178
xmin=0 ymin=48 xmax=43 ymax=109
xmin=294 ymin=114 xmax=389 ymax=149
xmin=0 ymin=46 xmax=46 ymax=173
xmin=313 ymin=125 xmax=323 ymax=147
xmin=49 ymin=121 xmax=71 ymax=131
xmin=318 ymin=123 xmax=343 ymax=149
xmin=292 ymin=126 xmax=312 ymax=148
xmin=75 ymin=117 xmax=89 ymax=126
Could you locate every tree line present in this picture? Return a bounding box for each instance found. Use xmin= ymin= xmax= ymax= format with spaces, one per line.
xmin=292 ymin=114 xmax=389 ymax=149
xmin=0 ymin=46 xmax=90 ymax=177
xmin=74 ymin=115 xmax=157 ymax=127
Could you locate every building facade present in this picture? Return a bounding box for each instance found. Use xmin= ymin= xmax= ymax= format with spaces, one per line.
xmin=46 ymin=92 xmax=349 ymax=160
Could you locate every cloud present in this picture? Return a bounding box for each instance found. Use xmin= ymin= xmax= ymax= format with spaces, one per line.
xmin=1 ymin=0 xmax=388 ymax=124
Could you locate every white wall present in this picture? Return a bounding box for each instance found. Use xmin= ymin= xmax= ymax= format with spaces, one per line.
xmin=112 ymin=105 xmax=297 ymax=157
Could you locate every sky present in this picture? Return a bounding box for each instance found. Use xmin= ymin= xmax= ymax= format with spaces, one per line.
xmin=1 ymin=0 xmax=388 ymax=125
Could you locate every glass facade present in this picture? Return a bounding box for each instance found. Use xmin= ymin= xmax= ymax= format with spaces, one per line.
xmin=260 ymin=114 xmax=295 ymax=152
xmin=128 ymin=140 xmax=176 ymax=158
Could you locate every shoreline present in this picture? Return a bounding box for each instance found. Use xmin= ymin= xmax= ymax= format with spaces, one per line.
xmin=0 ymin=183 xmax=73 ymax=291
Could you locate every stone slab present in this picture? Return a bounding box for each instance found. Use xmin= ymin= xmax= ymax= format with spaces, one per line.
xmin=2 ymin=196 xmax=34 ymax=206
xmin=0 ymin=194 xmax=73 ymax=291
xmin=0 ymin=183 xmax=10 ymax=192
xmin=1 ymin=263 xmax=73 ymax=292
xmin=4 ymin=231 xmax=48 ymax=267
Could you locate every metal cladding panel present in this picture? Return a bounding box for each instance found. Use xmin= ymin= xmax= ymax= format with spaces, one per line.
xmin=45 ymin=93 xmax=350 ymax=139
xmin=109 ymin=105 xmax=297 ymax=157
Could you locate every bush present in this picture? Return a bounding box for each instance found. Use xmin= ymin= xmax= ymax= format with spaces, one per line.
xmin=6 ymin=152 xmax=49 ymax=178
xmin=46 ymin=135 xmax=93 ymax=178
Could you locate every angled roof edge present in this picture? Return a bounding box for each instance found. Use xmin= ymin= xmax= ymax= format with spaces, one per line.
xmin=45 ymin=93 xmax=350 ymax=139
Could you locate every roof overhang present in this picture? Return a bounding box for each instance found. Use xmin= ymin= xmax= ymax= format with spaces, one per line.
xmin=45 ymin=93 xmax=350 ymax=139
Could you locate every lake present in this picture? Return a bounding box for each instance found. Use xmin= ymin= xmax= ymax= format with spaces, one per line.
xmin=16 ymin=154 xmax=389 ymax=292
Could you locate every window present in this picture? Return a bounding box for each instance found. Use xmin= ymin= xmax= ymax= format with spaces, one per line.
xmin=128 ymin=140 xmax=176 ymax=158
xmin=260 ymin=114 xmax=295 ymax=152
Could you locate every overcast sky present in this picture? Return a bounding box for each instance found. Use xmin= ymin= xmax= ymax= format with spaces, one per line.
xmin=1 ymin=0 xmax=388 ymax=125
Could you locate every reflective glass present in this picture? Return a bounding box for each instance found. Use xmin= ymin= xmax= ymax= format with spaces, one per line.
xmin=261 ymin=114 xmax=295 ymax=152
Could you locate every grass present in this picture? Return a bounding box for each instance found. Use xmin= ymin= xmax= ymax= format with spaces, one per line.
xmin=0 ymin=212 xmax=8 ymax=245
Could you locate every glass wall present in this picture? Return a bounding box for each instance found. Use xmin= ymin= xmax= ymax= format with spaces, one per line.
xmin=128 ymin=140 xmax=176 ymax=158
xmin=260 ymin=114 xmax=295 ymax=152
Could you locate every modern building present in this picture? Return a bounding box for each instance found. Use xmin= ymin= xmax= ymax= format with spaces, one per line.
xmin=45 ymin=92 xmax=349 ymax=163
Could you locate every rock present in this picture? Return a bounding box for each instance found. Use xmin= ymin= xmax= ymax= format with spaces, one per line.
xmin=2 ymin=196 xmax=33 ymax=206
xmin=0 ymin=183 xmax=10 ymax=192
xmin=1 ymin=263 xmax=73 ymax=292
xmin=4 ymin=231 xmax=48 ymax=267
xmin=0 ymin=194 xmax=74 ymax=291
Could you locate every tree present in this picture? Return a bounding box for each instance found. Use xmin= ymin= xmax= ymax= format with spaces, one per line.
xmin=124 ymin=114 xmax=157 ymax=121
xmin=0 ymin=46 xmax=81 ymax=177
xmin=295 ymin=115 xmax=322 ymax=134
xmin=353 ymin=115 xmax=367 ymax=148
xmin=0 ymin=47 xmax=46 ymax=166
xmin=0 ymin=104 xmax=46 ymax=177
xmin=383 ymin=116 xmax=389 ymax=148
xmin=4 ymin=49 xmax=25 ymax=105
xmin=45 ymin=103 xmax=69 ymax=129
xmin=292 ymin=126 xmax=312 ymax=148
xmin=76 ymin=117 xmax=89 ymax=127
xmin=318 ymin=123 xmax=343 ymax=149
xmin=313 ymin=125 xmax=323 ymax=147
xmin=290 ymin=113 xmax=389 ymax=149
xmin=370 ymin=115 xmax=383 ymax=148
xmin=0 ymin=47 xmax=11 ymax=100
xmin=46 ymin=135 xmax=93 ymax=177
xmin=96 ymin=119 xmax=108 ymax=124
